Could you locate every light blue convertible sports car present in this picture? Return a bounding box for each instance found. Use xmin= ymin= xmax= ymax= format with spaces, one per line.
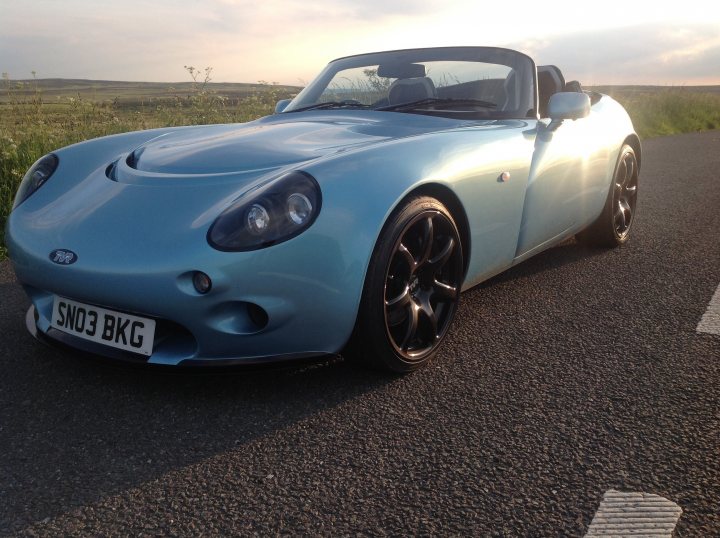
xmin=6 ymin=47 xmax=640 ymax=372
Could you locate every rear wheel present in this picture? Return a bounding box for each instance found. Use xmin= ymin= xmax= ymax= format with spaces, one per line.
xmin=348 ymin=196 xmax=464 ymax=372
xmin=577 ymin=144 xmax=639 ymax=247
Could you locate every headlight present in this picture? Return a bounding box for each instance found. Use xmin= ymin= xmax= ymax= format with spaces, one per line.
xmin=12 ymin=153 xmax=59 ymax=209
xmin=208 ymin=171 xmax=321 ymax=251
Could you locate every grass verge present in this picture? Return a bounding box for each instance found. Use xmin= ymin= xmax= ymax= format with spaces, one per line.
xmin=596 ymin=86 xmax=720 ymax=139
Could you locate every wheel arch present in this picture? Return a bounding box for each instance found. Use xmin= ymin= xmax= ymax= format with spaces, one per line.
xmin=397 ymin=183 xmax=471 ymax=280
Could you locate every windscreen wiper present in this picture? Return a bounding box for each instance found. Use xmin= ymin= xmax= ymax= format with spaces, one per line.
xmin=377 ymin=98 xmax=497 ymax=112
xmin=287 ymin=101 xmax=372 ymax=113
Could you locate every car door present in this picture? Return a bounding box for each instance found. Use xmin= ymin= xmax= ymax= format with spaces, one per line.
xmin=456 ymin=120 xmax=537 ymax=289
xmin=514 ymin=110 xmax=608 ymax=259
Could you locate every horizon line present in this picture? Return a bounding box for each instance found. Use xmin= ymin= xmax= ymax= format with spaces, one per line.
xmin=4 ymin=77 xmax=720 ymax=89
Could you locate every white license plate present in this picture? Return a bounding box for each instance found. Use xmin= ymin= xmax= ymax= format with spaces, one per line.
xmin=51 ymin=296 xmax=156 ymax=356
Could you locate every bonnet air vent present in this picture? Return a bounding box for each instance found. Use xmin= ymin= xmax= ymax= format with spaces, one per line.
xmin=126 ymin=147 xmax=145 ymax=169
xmin=105 ymin=160 xmax=119 ymax=181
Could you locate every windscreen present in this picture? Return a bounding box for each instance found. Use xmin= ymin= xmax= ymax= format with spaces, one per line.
xmin=284 ymin=47 xmax=536 ymax=119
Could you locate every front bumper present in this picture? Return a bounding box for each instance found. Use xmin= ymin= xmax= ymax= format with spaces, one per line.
xmin=8 ymin=215 xmax=364 ymax=366
xmin=25 ymin=304 xmax=337 ymax=367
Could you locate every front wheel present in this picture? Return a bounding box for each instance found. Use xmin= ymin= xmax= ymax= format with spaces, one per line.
xmin=348 ymin=196 xmax=464 ymax=372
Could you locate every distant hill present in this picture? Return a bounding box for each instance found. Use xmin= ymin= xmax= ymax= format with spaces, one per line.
xmin=3 ymin=78 xmax=719 ymax=106
xmin=1 ymin=78 xmax=303 ymax=104
xmin=588 ymin=85 xmax=720 ymax=97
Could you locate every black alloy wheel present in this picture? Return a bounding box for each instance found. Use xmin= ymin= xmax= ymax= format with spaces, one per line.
xmin=612 ymin=149 xmax=639 ymax=239
xmin=577 ymin=144 xmax=640 ymax=247
xmin=348 ymin=196 xmax=463 ymax=372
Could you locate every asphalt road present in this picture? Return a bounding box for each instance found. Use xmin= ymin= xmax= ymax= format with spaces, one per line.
xmin=1 ymin=131 xmax=719 ymax=536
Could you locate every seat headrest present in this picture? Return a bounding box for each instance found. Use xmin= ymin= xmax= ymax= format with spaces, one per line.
xmin=388 ymin=77 xmax=436 ymax=105
xmin=537 ymin=65 xmax=565 ymax=94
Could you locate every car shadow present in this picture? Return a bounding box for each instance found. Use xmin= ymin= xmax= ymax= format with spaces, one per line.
xmin=473 ymin=238 xmax=609 ymax=290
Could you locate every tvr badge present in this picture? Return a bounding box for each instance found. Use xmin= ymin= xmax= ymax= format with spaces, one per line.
xmin=49 ymin=249 xmax=78 ymax=265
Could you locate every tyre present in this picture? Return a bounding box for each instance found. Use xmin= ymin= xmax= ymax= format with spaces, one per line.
xmin=348 ymin=196 xmax=464 ymax=372
xmin=576 ymin=144 xmax=639 ymax=247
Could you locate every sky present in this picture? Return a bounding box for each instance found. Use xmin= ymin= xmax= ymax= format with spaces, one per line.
xmin=1 ymin=0 xmax=719 ymax=86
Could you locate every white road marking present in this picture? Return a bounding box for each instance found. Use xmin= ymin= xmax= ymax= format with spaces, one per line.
xmin=585 ymin=490 xmax=682 ymax=537
xmin=697 ymin=283 xmax=720 ymax=335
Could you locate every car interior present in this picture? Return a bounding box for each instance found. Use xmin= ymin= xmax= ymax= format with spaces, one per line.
xmin=377 ymin=62 xmax=591 ymax=119
xmin=537 ymin=65 xmax=586 ymax=117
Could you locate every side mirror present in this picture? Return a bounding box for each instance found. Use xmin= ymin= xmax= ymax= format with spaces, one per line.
xmin=275 ymin=99 xmax=291 ymax=114
xmin=547 ymin=92 xmax=590 ymax=122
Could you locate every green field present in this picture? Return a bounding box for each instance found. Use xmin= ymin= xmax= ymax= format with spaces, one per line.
xmin=590 ymin=85 xmax=720 ymax=138
xmin=2 ymin=76 xmax=720 ymax=259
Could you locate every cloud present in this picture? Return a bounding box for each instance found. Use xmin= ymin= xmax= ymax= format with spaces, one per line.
xmin=514 ymin=24 xmax=720 ymax=85
xmin=1 ymin=1 xmax=718 ymax=84
xmin=205 ymin=0 xmax=436 ymax=21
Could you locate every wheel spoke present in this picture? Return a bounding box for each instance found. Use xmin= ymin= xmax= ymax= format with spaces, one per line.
xmin=397 ymin=242 xmax=416 ymax=270
xmin=385 ymin=279 xmax=412 ymax=327
xmin=616 ymin=159 xmax=628 ymax=190
xmin=614 ymin=204 xmax=626 ymax=231
xmin=615 ymin=199 xmax=632 ymax=233
xmin=418 ymin=300 xmax=438 ymax=341
xmin=418 ymin=217 xmax=434 ymax=266
xmin=385 ymin=286 xmax=411 ymax=309
xmin=399 ymin=303 xmax=419 ymax=350
xmin=432 ymin=279 xmax=457 ymax=300
xmin=428 ymin=237 xmax=455 ymax=271
xmin=620 ymin=199 xmax=632 ymax=219
xmin=624 ymin=155 xmax=634 ymax=185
